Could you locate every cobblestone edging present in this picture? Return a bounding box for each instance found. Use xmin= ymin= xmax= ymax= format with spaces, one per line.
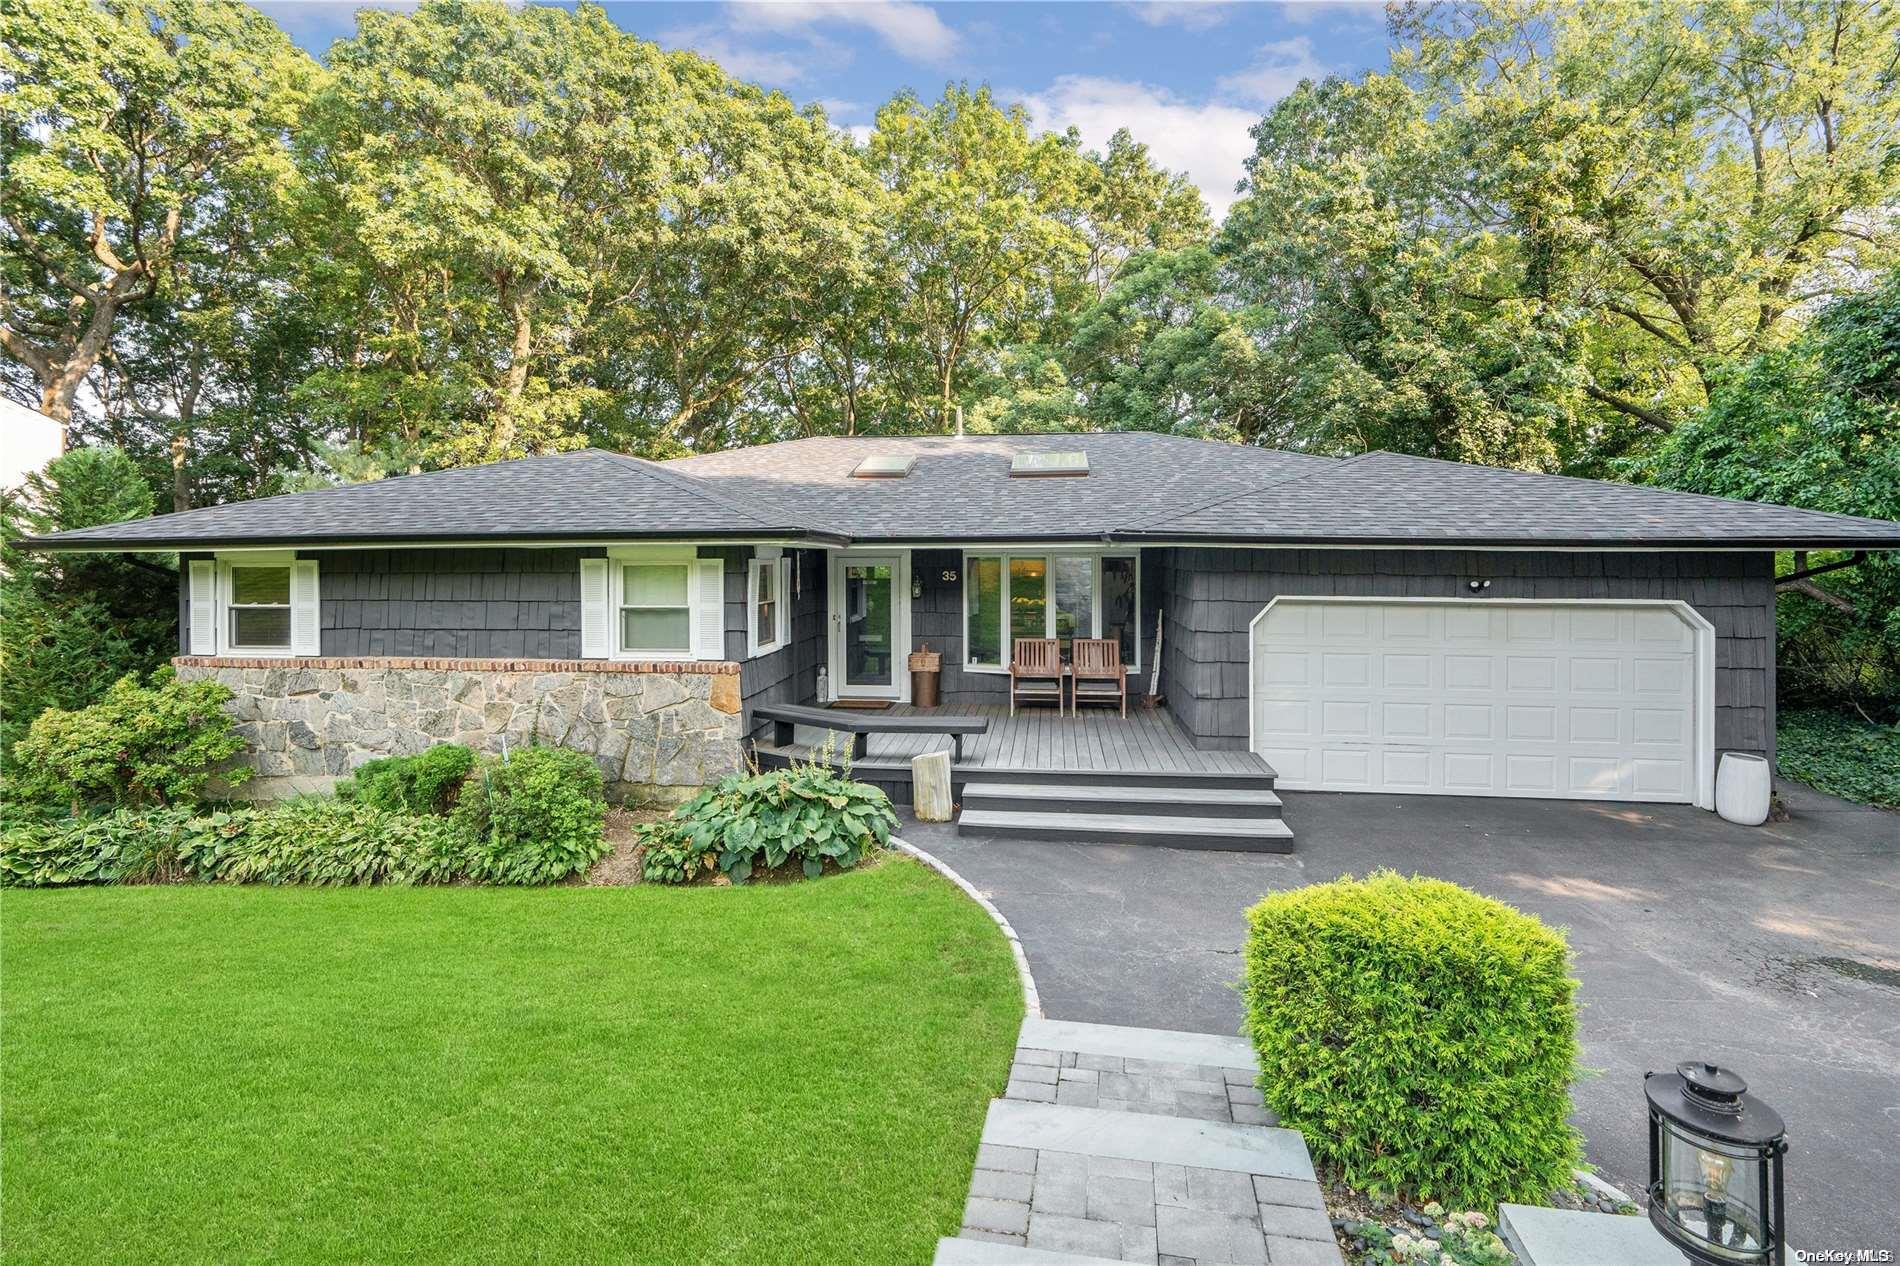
xmin=890 ymin=838 xmax=1043 ymax=1021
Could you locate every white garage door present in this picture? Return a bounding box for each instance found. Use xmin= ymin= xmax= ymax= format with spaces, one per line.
xmin=1251 ymin=600 xmax=1701 ymax=802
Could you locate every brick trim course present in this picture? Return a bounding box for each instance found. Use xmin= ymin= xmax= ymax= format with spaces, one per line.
xmin=174 ymin=655 xmax=739 ymax=675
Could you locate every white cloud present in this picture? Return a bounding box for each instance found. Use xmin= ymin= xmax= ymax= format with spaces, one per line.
xmin=1019 ymin=38 xmax=1330 ymax=221
xmin=1118 ymin=0 xmax=1237 ymax=32
xmin=1215 ymin=36 xmax=1327 ymax=105
xmin=1021 ymin=77 xmax=1262 ymax=220
xmin=733 ymin=1 xmax=960 ymax=64
xmin=659 ymin=21 xmax=832 ymax=86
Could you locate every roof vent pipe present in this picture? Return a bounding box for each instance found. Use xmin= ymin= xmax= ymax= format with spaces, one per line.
xmin=955 ymin=405 xmax=964 ymax=437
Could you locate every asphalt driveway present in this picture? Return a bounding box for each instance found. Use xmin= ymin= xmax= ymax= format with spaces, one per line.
xmin=907 ymin=782 xmax=1900 ymax=1250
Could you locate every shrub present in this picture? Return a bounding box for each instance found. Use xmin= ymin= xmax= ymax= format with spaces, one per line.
xmin=641 ymin=761 xmax=896 ymax=884
xmin=1776 ymin=709 xmax=1900 ymax=809
xmin=0 ymin=444 xmax=176 ymax=763
xmin=9 ymin=669 xmax=250 ymax=811
xmin=0 ymin=807 xmax=203 ymax=888
xmin=1241 ymin=870 xmax=1582 ymax=1209
xmin=451 ymin=746 xmax=607 ymax=884
xmin=178 ymin=799 xmax=470 ymax=886
xmin=339 ymin=744 xmax=476 ymax=815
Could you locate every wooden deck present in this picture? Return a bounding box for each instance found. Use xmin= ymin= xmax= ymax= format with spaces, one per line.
xmin=752 ymin=702 xmax=1272 ymax=778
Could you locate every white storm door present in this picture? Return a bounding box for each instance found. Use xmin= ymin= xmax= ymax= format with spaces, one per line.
xmin=1251 ymin=600 xmax=1700 ymax=803
xmin=829 ymin=553 xmax=908 ymax=700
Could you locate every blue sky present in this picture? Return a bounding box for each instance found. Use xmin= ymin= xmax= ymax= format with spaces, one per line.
xmin=255 ymin=1 xmax=1394 ymax=217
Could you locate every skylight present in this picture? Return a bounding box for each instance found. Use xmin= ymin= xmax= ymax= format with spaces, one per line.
xmin=851 ymin=453 xmax=917 ymax=479
xmin=1009 ymin=450 xmax=1089 ymax=478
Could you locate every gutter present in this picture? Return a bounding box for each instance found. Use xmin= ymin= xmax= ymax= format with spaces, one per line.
xmin=19 ymin=527 xmax=853 ymax=553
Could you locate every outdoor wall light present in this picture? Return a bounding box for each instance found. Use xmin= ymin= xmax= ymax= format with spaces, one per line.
xmin=1645 ymin=1062 xmax=1787 ymax=1265
xmin=1465 ymin=579 xmax=1492 ymax=592
xmin=912 ymin=574 xmax=924 ymax=599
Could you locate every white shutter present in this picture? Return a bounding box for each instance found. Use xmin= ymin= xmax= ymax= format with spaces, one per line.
xmin=290 ymin=560 xmax=321 ymax=656
xmin=579 ymin=558 xmax=610 ymax=659
xmin=187 ymin=560 xmax=217 ymax=654
xmin=777 ymin=557 xmax=792 ymax=647
xmin=692 ymin=557 xmax=726 ymax=661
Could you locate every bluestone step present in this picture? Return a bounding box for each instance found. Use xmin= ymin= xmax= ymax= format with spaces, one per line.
xmin=961 ymin=780 xmax=1282 ymax=819
xmin=933 ymin=1237 xmax=1129 ymax=1266
xmin=956 ymin=808 xmax=1294 ymax=852
xmin=981 ymin=1099 xmax=1316 ymax=1180
xmin=1018 ymin=1017 xmax=1258 ymax=1071
xmin=1498 ymin=1204 xmax=1682 ymax=1266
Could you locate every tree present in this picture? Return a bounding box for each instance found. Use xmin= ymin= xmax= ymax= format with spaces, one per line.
xmin=1069 ymin=129 xmax=1211 ymax=301
xmin=0 ymin=0 xmax=314 ymax=439
xmin=1392 ymin=0 xmax=1900 ymax=445
xmin=1062 ymin=248 xmax=1259 ymax=441
xmin=1639 ymin=271 xmax=1900 ymax=719
xmin=0 ymin=446 xmax=176 ymax=762
xmin=1220 ymin=74 xmax=1581 ymax=467
xmin=868 ymin=86 xmax=1090 ymax=431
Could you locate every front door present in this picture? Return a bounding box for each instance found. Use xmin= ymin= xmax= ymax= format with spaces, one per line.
xmin=830 ymin=553 xmax=907 ymax=700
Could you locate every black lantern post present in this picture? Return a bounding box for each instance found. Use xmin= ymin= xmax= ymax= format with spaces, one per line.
xmin=1645 ymin=1062 xmax=1787 ymax=1265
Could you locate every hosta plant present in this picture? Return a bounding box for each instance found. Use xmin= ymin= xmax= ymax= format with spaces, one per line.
xmin=641 ymin=760 xmax=896 ymax=884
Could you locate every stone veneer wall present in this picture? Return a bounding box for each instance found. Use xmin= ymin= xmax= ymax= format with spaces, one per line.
xmin=174 ymin=656 xmax=744 ymax=804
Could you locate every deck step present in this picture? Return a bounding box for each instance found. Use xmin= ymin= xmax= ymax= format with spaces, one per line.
xmin=956 ymin=808 xmax=1294 ymax=852
xmin=962 ymin=780 xmax=1281 ymax=819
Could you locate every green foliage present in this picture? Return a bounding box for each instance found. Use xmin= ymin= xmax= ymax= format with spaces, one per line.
xmin=1777 ymin=711 xmax=1900 ymax=809
xmin=178 ymin=799 xmax=469 ymax=886
xmin=0 ymin=0 xmax=316 ymax=427
xmin=0 ymin=806 xmax=201 ymax=888
xmin=10 ymin=670 xmax=250 ymax=811
xmin=339 ymin=744 xmax=476 ymax=816
xmin=1640 ymin=272 xmax=1900 ymax=718
xmin=640 ymin=761 xmax=896 ymax=884
xmin=0 ymin=445 xmax=177 ymax=761
xmin=451 ymin=746 xmax=607 ymax=884
xmin=1242 ymin=870 xmax=1582 ymax=1209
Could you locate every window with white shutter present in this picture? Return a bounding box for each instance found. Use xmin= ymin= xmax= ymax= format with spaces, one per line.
xmin=692 ymin=558 xmax=725 ymax=661
xmin=187 ymin=560 xmax=217 ymax=654
xmin=579 ymin=558 xmax=610 ymax=659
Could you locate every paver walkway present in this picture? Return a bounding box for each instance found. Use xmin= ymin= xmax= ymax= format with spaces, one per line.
xmin=935 ymin=1019 xmax=1342 ymax=1266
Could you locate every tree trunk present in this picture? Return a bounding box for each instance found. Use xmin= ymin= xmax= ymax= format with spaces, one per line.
xmin=171 ymin=432 xmax=190 ymax=512
xmin=489 ymin=290 xmax=533 ymax=459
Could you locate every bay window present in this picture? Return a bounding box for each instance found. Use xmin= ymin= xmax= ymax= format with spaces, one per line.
xmin=964 ymin=551 xmax=1140 ymax=670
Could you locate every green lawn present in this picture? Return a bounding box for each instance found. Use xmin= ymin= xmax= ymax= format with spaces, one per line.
xmin=2 ymin=859 xmax=1023 ymax=1265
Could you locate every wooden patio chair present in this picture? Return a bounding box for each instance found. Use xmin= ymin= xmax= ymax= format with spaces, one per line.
xmin=1008 ymin=637 xmax=1064 ymax=716
xmin=1070 ymin=637 xmax=1128 ymax=717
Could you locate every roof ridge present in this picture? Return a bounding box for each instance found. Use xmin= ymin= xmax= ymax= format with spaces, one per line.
xmin=1128 ymin=450 xmax=1382 ymax=532
xmin=588 ymin=448 xmax=816 ymax=530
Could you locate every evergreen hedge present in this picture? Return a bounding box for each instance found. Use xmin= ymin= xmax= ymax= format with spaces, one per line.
xmin=1241 ymin=870 xmax=1582 ymax=1208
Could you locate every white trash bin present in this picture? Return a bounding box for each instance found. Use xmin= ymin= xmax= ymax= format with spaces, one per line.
xmin=1715 ymin=752 xmax=1772 ymax=826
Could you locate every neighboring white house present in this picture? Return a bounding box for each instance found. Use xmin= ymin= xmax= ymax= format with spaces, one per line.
xmin=0 ymin=397 xmax=64 ymax=491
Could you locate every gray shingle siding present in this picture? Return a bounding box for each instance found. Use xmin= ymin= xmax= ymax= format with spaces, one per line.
xmin=737 ymin=548 xmax=827 ymax=739
xmin=1156 ymin=547 xmax=1778 ymax=763
xmin=178 ymin=546 xmax=760 ymax=664
xmin=314 ymin=548 xmax=596 ymax=658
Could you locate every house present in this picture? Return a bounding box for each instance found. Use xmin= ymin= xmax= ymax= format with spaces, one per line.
xmin=27 ymin=433 xmax=1900 ymax=849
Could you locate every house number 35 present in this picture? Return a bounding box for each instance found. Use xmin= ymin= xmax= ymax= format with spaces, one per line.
xmin=941 ymin=569 xmax=958 ymax=582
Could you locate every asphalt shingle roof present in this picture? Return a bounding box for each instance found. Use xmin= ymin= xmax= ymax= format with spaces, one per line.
xmin=1130 ymin=451 xmax=1900 ymax=548
xmin=664 ymin=432 xmax=1337 ymax=540
xmin=26 ymin=448 xmax=831 ymax=550
xmin=23 ymin=434 xmax=1900 ymax=551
